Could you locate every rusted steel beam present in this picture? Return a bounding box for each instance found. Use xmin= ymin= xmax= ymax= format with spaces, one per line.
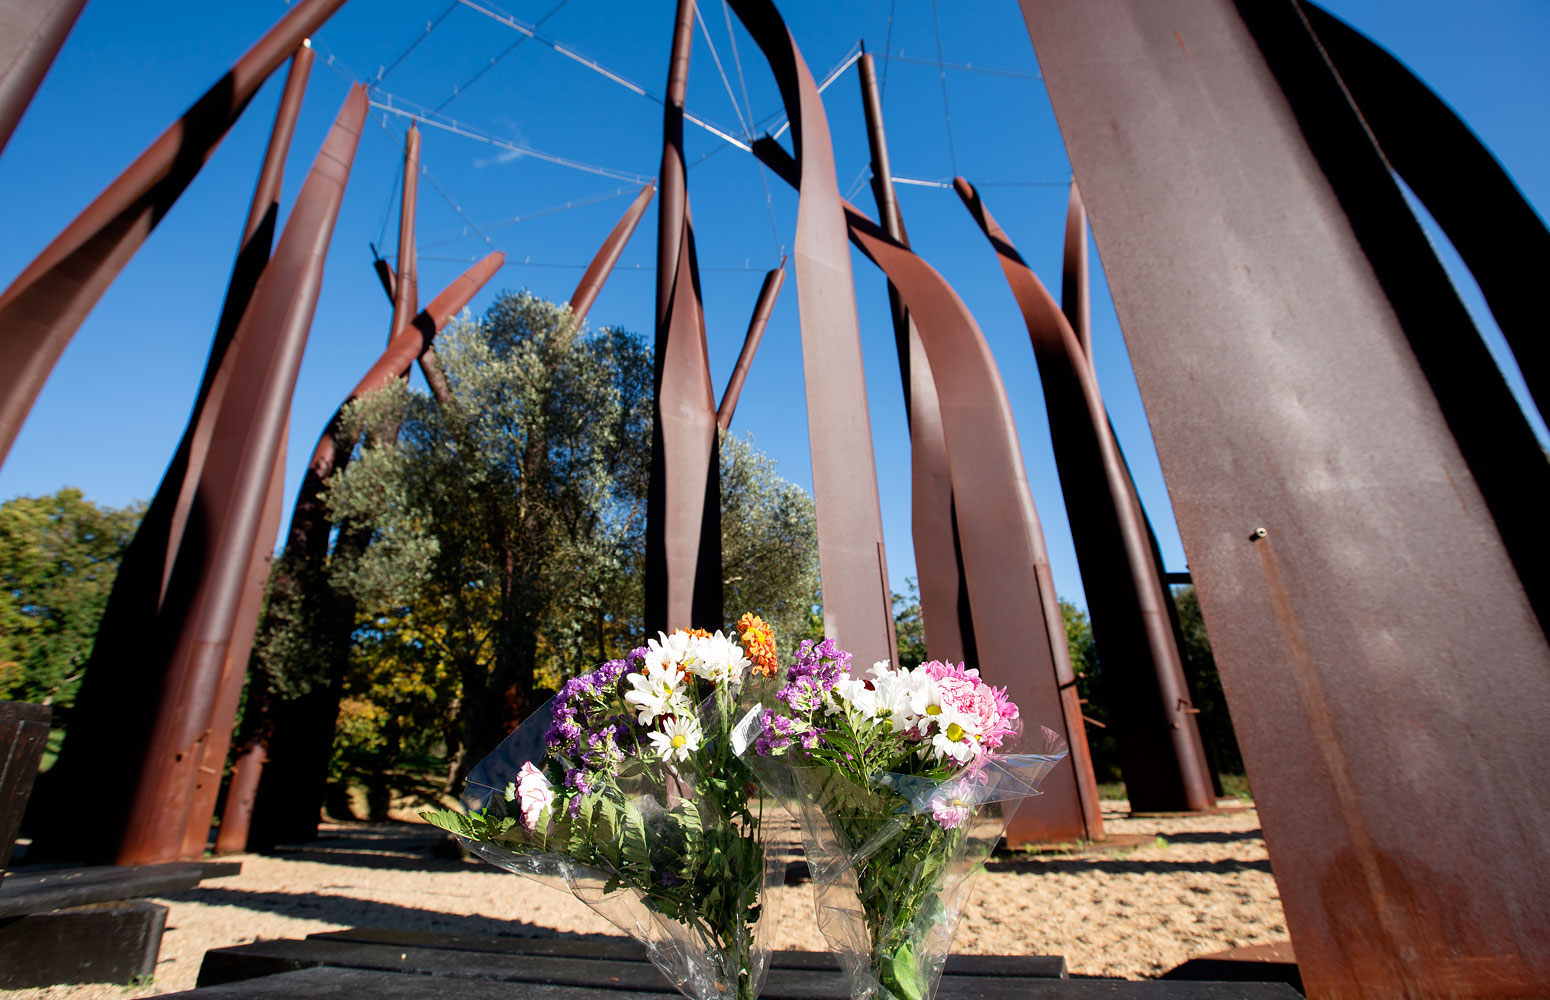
xmin=371 ymin=257 xmax=452 ymax=404
xmin=105 ymin=85 xmax=366 ymax=867
xmin=956 ymin=178 xmax=1216 ymax=815
xmin=32 ymin=47 xmax=315 ymax=865
xmin=570 ymin=183 xmax=656 ymax=327
xmin=215 ymin=250 xmax=502 ymax=854
xmin=0 ymin=0 xmax=348 ymax=469
xmin=752 ymin=138 xmax=1103 ymax=844
xmin=1020 ymin=0 xmax=1550 ymax=993
xmin=646 ymin=0 xmax=721 ymax=634
xmin=856 ymin=49 xmax=972 ymax=668
xmin=390 ymin=126 xmax=421 ymax=341
xmin=1298 ymin=3 xmax=1549 ymax=424
xmin=716 ymin=262 xmax=784 ymax=433
xmin=0 ymin=0 xmax=88 ymax=156
xmin=725 ymin=0 xmax=897 ymax=667
xmin=1061 ymin=184 xmax=1093 ymax=360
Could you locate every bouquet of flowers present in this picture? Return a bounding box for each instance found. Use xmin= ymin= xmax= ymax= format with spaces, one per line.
xmin=426 ymin=616 xmax=784 ymax=1000
xmin=733 ymin=639 xmax=1068 ymax=1000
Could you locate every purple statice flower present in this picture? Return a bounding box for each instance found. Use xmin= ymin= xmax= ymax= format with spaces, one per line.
xmin=800 ymin=730 xmax=822 ymax=750
xmin=565 ymin=767 xmax=592 ymax=796
xmin=777 ymin=637 xmax=851 ymax=713
xmin=755 ymin=709 xmax=791 ymax=756
xmin=582 ymin=729 xmax=624 ymax=776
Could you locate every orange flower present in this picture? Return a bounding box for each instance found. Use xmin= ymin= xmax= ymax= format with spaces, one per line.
xmin=737 ymin=612 xmax=779 ymax=677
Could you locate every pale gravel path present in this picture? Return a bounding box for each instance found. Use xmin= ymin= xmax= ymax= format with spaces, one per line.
xmin=0 ymin=800 xmax=1285 ymax=998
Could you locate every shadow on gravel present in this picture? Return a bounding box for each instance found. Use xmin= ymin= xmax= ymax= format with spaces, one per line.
xmin=157 ymin=885 xmax=608 ymax=940
xmin=984 ymin=857 xmax=1274 ymax=876
xmin=1153 ymin=829 xmax=1266 ymax=846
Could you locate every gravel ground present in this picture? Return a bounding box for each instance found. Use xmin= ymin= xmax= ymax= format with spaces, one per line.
xmin=0 ymin=799 xmax=1285 ymax=998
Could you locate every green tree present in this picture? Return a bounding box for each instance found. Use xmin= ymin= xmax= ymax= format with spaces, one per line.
xmin=324 ymin=292 xmax=652 ymax=784
xmin=719 ymin=433 xmax=820 ymax=648
xmin=1060 ymin=598 xmax=1122 ymax=782
xmin=891 ymin=578 xmax=927 ymax=670
xmin=1172 ymin=585 xmax=1242 ymax=774
xmin=0 ymin=489 xmax=142 ymax=709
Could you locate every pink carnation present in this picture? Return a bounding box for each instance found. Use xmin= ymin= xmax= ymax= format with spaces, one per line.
xmin=932 ymin=800 xmax=969 ymax=829
xmin=920 ymin=660 xmax=1020 ymax=753
xmin=516 ymin=761 xmax=554 ymax=830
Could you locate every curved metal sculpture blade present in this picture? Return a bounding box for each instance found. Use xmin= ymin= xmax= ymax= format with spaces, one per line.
xmin=0 ymin=0 xmax=88 ymax=156
xmin=1061 ymin=183 xmax=1093 ymax=360
xmin=647 ymin=0 xmax=721 ymax=634
xmin=856 ymin=50 xmax=971 ymax=667
xmin=752 ymin=139 xmax=1102 ymax=841
xmin=571 ymin=182 xmax=656 ymax=326
xmin=112 ymin=85 xmax=367 ymax=866
xmin=957 ymin=177 xmax=1216 ymax=815
xmin=215 ymin=248 xmax=504 ymax=855
xmin=725 ymin=0 xmax=896 ymax=666
xmin=0 ymin=0 xmax=349 ymax=468
xmin=390 ymin=125 xmax=421 ymax=342
xmin=717 ymin=262 xmax=785 ymax=433
xmin=1299 ymin=3 xmax=1548 ymax=422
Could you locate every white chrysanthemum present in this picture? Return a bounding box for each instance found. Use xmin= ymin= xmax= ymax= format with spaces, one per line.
xmin=644 ymin=630 xmax=694 ymax=676
xmin=833 ymin=672 xmax=878 ymax=718
xmin=929 ymin=706 xmax=983 ymax=764
xmin=623 ymin=657 xmax=690 ymax=725
xmin=867 ymin=661 xmax=919 ymax=732
xmin=648 ymin=714 xmax=703 ymax=763
xmin=907 ymin=669 xmax=947 ymax=728
xmin=685 ymin=630 xmax=751 ymax=686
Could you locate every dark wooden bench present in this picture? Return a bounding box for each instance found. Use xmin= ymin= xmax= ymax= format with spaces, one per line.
xmin=191 ymin=930 xmax=1301 ymax=998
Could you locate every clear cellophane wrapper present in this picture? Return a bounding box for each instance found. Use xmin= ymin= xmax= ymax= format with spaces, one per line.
xmin=444 ymin=693 xmax=784 ymax=1000
xmin=734 ymin=711 xmax=1067 ymax=1000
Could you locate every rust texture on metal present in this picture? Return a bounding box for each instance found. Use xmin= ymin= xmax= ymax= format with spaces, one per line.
xmin=1061 ymin=184 xmax=1093 ymax=360
xmin=956 ymin=178 xmax=1215 ymax=814
xmin=0 ymin=0 xmax=349 ymax=469
xmin=34 ymin=47 xmax=316 ymax=865
xmin=390 ymin=125 xmax=421 ymax=341
xmin=1020 ymin=0 xmax=1550 ymax=994
xmin=0 ymin=0 xmax=88 ymax=156
xmin=372 ymin=258 xmax=453 ymax=405
xmin=645 ymin=0 xmax=721 ymax=634
xmin=716 ymin=262 xmax=785 ymax=432
xmin=570 ymin=182 xmax=657 ymax=326
xmin=726 ymin=0 xmax=896 ymax=667
xmin=215 ymin=249 xmax=502 ymax=854
xmin=856 ymin=49 xmax=972 ymax=669
xmin=107 ymin=85 xmax=366 ymax=866
xmin=1298 ymin=3 xmax=1548 ymax=423
xmin=754 ymin=138 xmax=1101 ymax=843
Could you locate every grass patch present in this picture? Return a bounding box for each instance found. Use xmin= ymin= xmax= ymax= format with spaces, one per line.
xmin=1096 ymin=780 xmax=1127 ymax=800
xmin=1220 ymin=773 xmax=1252 ymax=800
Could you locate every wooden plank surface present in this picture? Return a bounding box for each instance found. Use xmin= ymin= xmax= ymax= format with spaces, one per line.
xmin=0 ymin=899 xmax=166 ymax=988
xmin=169 ymin=964 xmax=1304 ymax=999
xmin=0 ymin=702 xmax=50 ymax=875
xmin=0 ymin=861 xmax=240 ymax=918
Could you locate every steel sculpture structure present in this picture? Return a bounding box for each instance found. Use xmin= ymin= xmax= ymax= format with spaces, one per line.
xmin=1296 ymin=3 xmax=1548 ymax=425
xmin=217 ymin=249 xmax=504 ymax=853
xmin=716 ymin=263 xmax=786 ymax=433
xmin=752 ymin=139 xmax=1103 ymax=843
xmin=956 ymin=178 xmax=1216 ymax=815
xmin=0 ymin=0 xmax=348 ymax=469
xmin=570 ymin=183 xmax=656 ymax=326
xmin=0 ymin=0 xmax=88 ymax=156
xmin=856 ymin=49 xmax=972 ymax=669
xmin=645 ymin=0 xmax=722 ymax=635
xmin=1019 ymin=0 xmax=1550 ymax=994
xmin=32 ymin=46 xmax=316 ymax=864
xmin=725 ymin=0 xmax=896 ymax=668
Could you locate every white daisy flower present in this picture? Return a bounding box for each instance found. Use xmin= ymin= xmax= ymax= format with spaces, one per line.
xmin=867 ymin=662 xmax=919 ymax=733
xmin=907 ymin=669 xmax=947 ymax=727
xmin=648 ymin=714 xmax=703 ymax=763
xmin=685 ymin=630 xmax=752 ymax=686
xmin=833 ymin=672 xmax=878 ymax=718
xmin=928 ymin=706 xmax=983 ymax=764
xmin=624 ymin=657 xmax=690 ymax=725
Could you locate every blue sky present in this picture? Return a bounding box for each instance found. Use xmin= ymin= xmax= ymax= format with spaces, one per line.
xmin=1 ymin=0 xmax=1545 ymax=613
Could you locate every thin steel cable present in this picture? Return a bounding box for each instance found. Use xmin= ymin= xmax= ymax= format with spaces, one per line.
xmin=721 ymin=0 xmax=782 ymax=258
xmin=879 ymin=0 xmax=896 ymax=102
xmin=375 ymin=2 xmax=458 ymax=84
xmin=422 ymin=256 xmax=773 ymax=273
xmin=430 ymin=0 xmax=571 ymax=114
xmin=417 ymin=185 xmax=635 ymax=251
xmin=930 ymin=0 xmax=958 ymax=175
xmin=370 ymin=112 xmax=500 ymax=250
xmin=884 ymin=52 xmax=1040 ymax=80
xmin=769 ymin=46 xmax=860 ymax=140
xmin=843 ymin=165 xmax=872 ymax=203
xmin=695 ymin=2 xmax=750 ymax=140
xmin=374 ymin=143 xmax=404 ymax=249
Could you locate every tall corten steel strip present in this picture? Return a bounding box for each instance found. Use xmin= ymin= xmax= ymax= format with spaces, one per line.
xmin=856 ymin=49 xmax=971 ymax=667
xmin=716 ymin=263 xmax=785 ymax=433
xmin=1020 ymin=1 xmax=1550 ymax=994
xmin=0 ymin=0 xmax=349 ymax=470
xmin=1296 ymin=2 xmax=1549 ymax=425
xmin=753 ymin=140 xmax=1102 ymax=844
xmin=725 ymin=0 xmax=896 ymax=668
xmin=35 ymin=46 xmax=316 ymax=864
xmin=102 ymin=86 xmax=367 ymax=866
xmin=956 ymin=179 xmax=1215 ymax=815
xmin=0 ymin=0 xmax=88 ymax=156
xmin=216 ymin=250 xmax=504 ymax=854
xmin=570 ymin=183 xmax=656 ymax=326
xmin=646 ymin=0 xmax=722 ymax=634
xmin=391 ymin=126 xmax=421 ymax=341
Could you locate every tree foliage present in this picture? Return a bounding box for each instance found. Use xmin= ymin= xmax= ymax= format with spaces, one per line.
xmin=0 ymin=489 xmax=141 ymax=709
xmin=891 ymin=578 xmax=927 ymax=670
xmin=1172 ymin=585 xmax=1243 ymax=774
xmin=719 ymin=434 xmax=820 ymax=650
